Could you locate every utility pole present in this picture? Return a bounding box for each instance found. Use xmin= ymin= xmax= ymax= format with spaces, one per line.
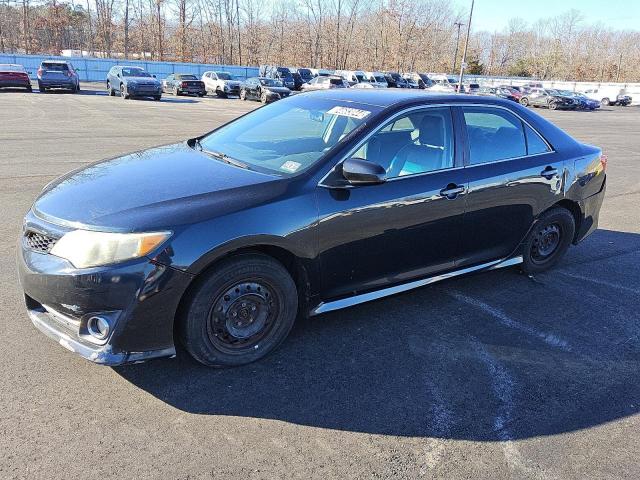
xmin=458 ymin=0 xmax=474 ymax=92
xmin=452 ymin=22 xmax=464 ymax=74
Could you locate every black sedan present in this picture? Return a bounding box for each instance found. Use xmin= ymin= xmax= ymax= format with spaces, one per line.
xmin=18 ymin=90 xmax=606 ymax=368
xmin=162 ymin=73 xmax=206 ymax=96
xmin=240 ymin=77 xmax=291 ymax=103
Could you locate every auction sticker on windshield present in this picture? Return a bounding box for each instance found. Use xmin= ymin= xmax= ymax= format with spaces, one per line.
xmin=280 ymin=160 xmax=302 ymax=173
xmin=326 ymin=106 xmax=371 ymax=120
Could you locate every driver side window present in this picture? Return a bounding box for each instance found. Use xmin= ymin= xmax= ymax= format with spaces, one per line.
xmin=353 ymin=108 xmax=454 ymax=179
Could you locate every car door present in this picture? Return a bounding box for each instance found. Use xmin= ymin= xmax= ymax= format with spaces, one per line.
xmin=317 ymin=106 xmax=467 ymax=300
xmin=457 ymin=105 xmax=562 ymax=267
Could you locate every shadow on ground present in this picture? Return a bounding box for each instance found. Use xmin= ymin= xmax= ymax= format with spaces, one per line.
xmin=115 ymin=229 xmax=640 ymax=440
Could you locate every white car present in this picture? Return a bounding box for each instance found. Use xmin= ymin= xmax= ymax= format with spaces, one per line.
xmin=201 ymin=71 xmax=242 ymax=98
xmin=364 ymin=71 xmax=388 ymax=88
xmin=581 ymin=87 xmax=631 ymax=106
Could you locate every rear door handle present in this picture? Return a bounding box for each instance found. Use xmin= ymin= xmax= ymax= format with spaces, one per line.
xmin=541 ymin=166 xmax=559 ymax=179
xmin=439 ymin=184 xmax=465 ymax=199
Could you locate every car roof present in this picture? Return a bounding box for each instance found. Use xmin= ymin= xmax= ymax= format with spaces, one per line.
xmin=302 ymin=88 xmax=521 ymax=109
xmin=41 ymin=60 xmax=69 ymax=64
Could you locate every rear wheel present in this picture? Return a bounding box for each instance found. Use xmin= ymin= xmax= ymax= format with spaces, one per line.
xmin=601 ymin=97 xmax=610 ymax=106
xmin=522 ymin=207 xmax=575 ymax=274
xmin=107 ymin=81 xmax=115 ymax=96
xmin=120 ymin=84 xmax=129 ymax=99
xmin=26 ymin=85 xmax=32 ymax=92
xmin=549 ymin=101 xmax=558 ymax=110
xmin=520 ymin=97 xmax=529 ymax=106
xmin=240 ymin=88 xmax=247 ymax=101
xmin=154 ymin=95 xmax=161 ymax=101
xmin=179 ymin=253 xmax=298 ymax=367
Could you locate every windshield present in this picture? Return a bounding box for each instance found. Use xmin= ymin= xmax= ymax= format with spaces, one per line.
xmin=298 ymin=69 xmax=312 ymax=77
xmin=216 ymin=72 xmax=232 ymax=80
xmin=545 ymin=89 xmax=559 ymax=95
xmin=176 ymin=74 xmax=198 ymax=80
xmin=1 ymin=64 xmax=26 ymax=72
xmin=260 ymin=78 xmax=283 ymax=87
xmin=197 ymin=96 xmax=381 ymax=176
xmin=277 ymin=67 xmax=292 ymax=78
xmin=122 ymin=68 xmax=151 ymax=77
xmin=355 ymin=74 xmax=366 ymax=82
xmin=374 ymin=75 xmax=386 ymax=83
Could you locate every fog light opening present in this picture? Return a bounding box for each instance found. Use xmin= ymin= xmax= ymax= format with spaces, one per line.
xmin=87 ymin=316 xmax=110 ymax=340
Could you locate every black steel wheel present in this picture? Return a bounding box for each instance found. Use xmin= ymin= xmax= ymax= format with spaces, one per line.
xmin=179 ymin=253 xmax=298 ymax=367
xmin=522 ymin=207 xmax=575 ymax=274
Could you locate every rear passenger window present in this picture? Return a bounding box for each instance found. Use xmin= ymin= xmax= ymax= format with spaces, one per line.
xmin=524 ymin=124 xmax=550 ymax=155
xmin=463 ymin=108 xmax=526 ymax=164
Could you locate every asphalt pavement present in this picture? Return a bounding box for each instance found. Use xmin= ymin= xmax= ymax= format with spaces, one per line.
xmin=0 ymin=85 xmax=638 ymax=479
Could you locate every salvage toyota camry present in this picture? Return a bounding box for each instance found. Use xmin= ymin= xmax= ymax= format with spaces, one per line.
xmin=18 ymin=90 xmax=606 ymax=367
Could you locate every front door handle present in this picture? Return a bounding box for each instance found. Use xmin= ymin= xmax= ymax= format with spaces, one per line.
xmin=541 ymin=166 xmax=559 ymax=179
xmin=439 ymin=183 xmax=465 ymax=199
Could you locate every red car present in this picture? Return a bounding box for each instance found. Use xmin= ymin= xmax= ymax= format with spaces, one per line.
xmin=0 ymin=64 xmax=32 ymax=92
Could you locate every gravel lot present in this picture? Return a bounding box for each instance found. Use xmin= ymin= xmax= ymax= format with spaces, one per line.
xmin=1 ymin=85 xmax=639 ymax=480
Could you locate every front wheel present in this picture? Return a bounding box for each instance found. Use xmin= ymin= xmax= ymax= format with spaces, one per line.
xmin=107 ymin=81 xmax=115 ymax=96
xmin=260 ymin=90 xmax=268 ymax=103
xmin=601 ymin=97 xmax=610 ymax=106
xmin=173 ymin=86 xmax=180 ymax=96
xmin=549 ymin=102 xmax=558 ymax=110
xmin=521 ymin=207 xmax=575 ymax=274
xmin=120 ymin=84 xmax=129 ymax=99
xmin=520 ymin=97 xmax=529 ymax=107
xmin=179 ymin=253 xmax=298 ymax=367
xmin=239 ymin=88 xmax=247 ymax=101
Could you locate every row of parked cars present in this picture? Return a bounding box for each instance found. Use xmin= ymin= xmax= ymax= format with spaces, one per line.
xmin=0 ymin=61 xmax=634 ymax=110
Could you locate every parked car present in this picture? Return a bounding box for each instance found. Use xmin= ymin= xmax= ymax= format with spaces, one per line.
xmin=385 ymin=72 xmax=411 ymax=88
xmin=309 ymin=68 xmax=334 ymax=77
xmin=364 ymin=71 xmax=389 ymax=88
xmin=291 ymin=71 xmax=304 ymax=90
xmin=403 ymin=73 xmax=433 ymax=89
xmin=201 ymin=71 xmax=241 ymax=97
xmin=259 ymin=65 xmax=296 ymax=90
xmin=478 ymin=86 xmax=520 ymax=102
xmin=520 ymin=88 xmax=576 ymax=110
xmin=240 ymin=77 xmax=291 ymax=103
xmin=428 ymin=74 xmax=458 ymax=92
xmin=18 ymin=90 xmax=606 ymax=367
xmin=301 ymin=75 xmax=349 ymax=91
xmin=106 ymin=66 xmax=162 ymax=100
xmin=0 ymin=64 xmax=32 ymax=92
xmin=581 ymin=87 xmax=630 ymax=106
xmin=498 ymin=85 xmax=524 ymax=101
xmin=557 ymin=90 xmax=600 ymax=110
xmin=335 ymin=70 xmax=369 ymax=87
xmin=162 ymin=73 xmax=206 ymax=96
xmin=295 ymin=68 xmax=315 ymax=84
xmin=37 ymin=60 xmax=80 ymax=93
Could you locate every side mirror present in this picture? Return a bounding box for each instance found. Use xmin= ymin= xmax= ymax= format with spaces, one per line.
xmin=342 ymin=158 xmax=386 ymax=185
xmin=152 ymin=74 xmax=157 ymax=78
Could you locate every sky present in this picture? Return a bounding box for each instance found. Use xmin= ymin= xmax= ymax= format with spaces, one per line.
xmin=463 ymin=0 xmax=640 ymax=32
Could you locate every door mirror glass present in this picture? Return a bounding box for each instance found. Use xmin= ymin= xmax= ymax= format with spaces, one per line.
xmin=342 ymin=158 xmax=386 ymax=185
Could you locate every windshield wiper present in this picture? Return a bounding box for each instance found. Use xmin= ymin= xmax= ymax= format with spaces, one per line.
xmin=199 ymin=145 xmax=251 ymax=170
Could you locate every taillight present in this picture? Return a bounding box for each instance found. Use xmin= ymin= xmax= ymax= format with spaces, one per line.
xmin=600 ymin=154 xmax=607 ymax=172
xmin=66 ymin=70 xmax=73 ymax=77
xmin=181 ymin=81 xmax=188 ymax=88
xmin=37 ymin=67 xmax=43 ymax=77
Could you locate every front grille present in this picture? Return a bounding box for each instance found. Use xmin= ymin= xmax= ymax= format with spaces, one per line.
xmin=24 ymin=230 xmax=57 ymax=253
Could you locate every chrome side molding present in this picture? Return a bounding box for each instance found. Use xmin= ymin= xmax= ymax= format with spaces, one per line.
xmin=310 ymin=256 xmax=523 ymax=316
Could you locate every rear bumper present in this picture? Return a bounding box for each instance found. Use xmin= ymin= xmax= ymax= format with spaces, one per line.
xmin=575 ymin=177 xmax=606 ymax=244
xmin=38 ymin=79 xmax=75 ymax=89
xmin=0 ymin=80 xmax=31 ymax=88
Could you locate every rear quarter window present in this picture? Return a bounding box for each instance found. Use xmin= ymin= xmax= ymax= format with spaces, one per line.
xmin=463 ymin=108 xmax=527 ymax=165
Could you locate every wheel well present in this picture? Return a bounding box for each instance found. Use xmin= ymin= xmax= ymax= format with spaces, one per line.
xmin=552 ymin=199 xmax=582 ymax=242
xmin=173 ymin=245 xmax=310 ymax=341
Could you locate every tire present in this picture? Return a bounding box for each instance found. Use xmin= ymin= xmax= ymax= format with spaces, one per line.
xmin=38 ymin=82 xmax=46 ymax=93
xmin=601 ymin=97 xmax=610 ymax=106
xmin=154 ymin=95 xmax=161 ymax=101
xmin=179 ymin=253 xmax=298 ymax=367
xmin=198 ymin=93 xmax=205 ymax=97
xmin=107 ymin=81 xmax=115 ymax=96
xmin=76 ymin=83 xmax=80 ymax=92
xmin=521 ymin=207 xmax=575 ymax=275
xmin=549 ymin=102 xmax=558 ymax=110
xmin=520 ymin=97 xmax=529 ymax=107
xmin=260 ymin=90 xmax=268 ymax=104
xmin=26 ymin=85 xmax=32 ymax=92
xmin=120 ymin=84 xmax=129 ymax=99
xmin=173 ymin=86 xmax=180 ymax=96
xmin=240 ymin=88 xmax=247 ymax=101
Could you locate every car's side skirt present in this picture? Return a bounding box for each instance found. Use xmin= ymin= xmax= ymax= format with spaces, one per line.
xmin=310 ymin=256 xmax=523 ymax=316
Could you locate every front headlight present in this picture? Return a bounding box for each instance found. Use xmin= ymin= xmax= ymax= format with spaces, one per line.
xmin=50 ymin=230 xmax=171 ymax=268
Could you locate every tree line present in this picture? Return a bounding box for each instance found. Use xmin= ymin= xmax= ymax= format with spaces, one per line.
xmin=0 ymin=0 xmax=638 ymax=82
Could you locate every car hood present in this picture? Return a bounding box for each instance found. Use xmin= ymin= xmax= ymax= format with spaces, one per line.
xmin=125 ymin=77 xmax=160 ymax=85
xmin=223 ymin=80 xmax=240 ymax=86
xmin=265 ymin=86 xmax=290 ymax=94
xmin=33 ymin=143 xmax=285 ymax=232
